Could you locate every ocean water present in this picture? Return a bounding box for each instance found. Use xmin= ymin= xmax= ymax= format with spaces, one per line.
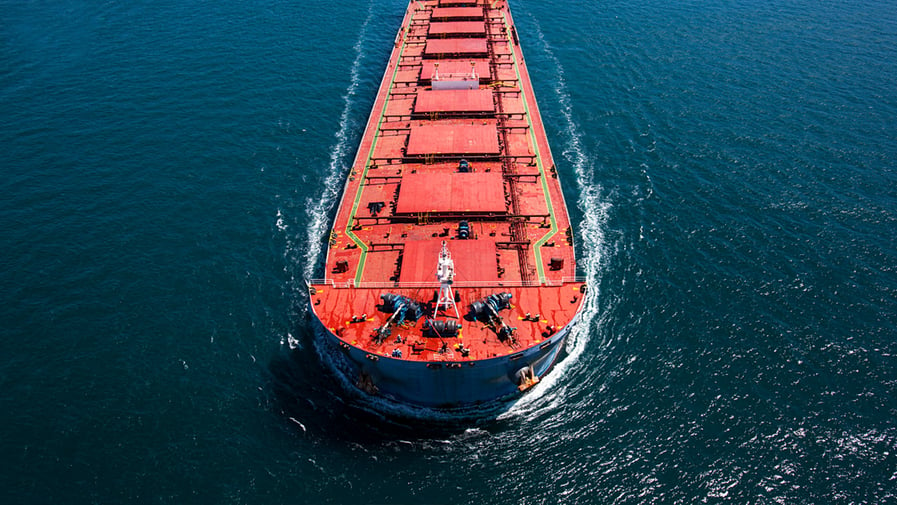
xmin=2 ymin=0 xmax=896 ymax=502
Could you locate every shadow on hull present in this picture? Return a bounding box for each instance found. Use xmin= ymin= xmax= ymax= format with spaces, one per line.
xmin=265 ymin=312 xmax=569 ymax=442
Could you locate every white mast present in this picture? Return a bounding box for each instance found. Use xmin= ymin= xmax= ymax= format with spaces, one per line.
xmin=434 ymin=241 xmax=460 ymax=319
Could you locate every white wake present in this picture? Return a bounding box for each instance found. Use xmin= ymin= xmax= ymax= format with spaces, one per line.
xmin=501 ymin=15 xmax=612 ymax=418
xmin=301 ymin=2 xmax=376 ymax=282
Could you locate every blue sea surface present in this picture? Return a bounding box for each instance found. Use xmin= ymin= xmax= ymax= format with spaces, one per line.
xmin=1 ymin=0 xmax=896 ymax=503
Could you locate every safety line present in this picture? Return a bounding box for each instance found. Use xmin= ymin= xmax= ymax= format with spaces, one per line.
xmin=344 ymin=5 xmax=414 ymax=285
xmin=500 ymin=8 xmax=558 ymax=283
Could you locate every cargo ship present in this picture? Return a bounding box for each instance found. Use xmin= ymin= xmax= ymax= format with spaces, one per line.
xmin=308 ymin=0 xmax=586 ymax=408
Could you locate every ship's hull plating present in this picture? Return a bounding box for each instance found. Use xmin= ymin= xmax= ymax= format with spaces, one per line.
xmin=310 ymin=301 xmax=579 ymax=408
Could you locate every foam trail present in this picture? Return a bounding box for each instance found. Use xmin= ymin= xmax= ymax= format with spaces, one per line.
xmin=275 ymin=2 xmax=374 ymax=352
xmin=302 ymin=1 xmax=376 ymax=282
xmin=501 ymin=15 xmax=611 ymax=417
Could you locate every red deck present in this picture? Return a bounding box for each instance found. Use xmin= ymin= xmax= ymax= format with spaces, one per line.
xmin=424 ymin=39 xmax=488 ymax=57
xmin=414 ymin=89 xmax=495 ymax=113
xmin=428 ymin=21 xmax=486 ymax=36
xmin=395 ymin=172 xmax=506 ymax=215
xmin=420 ymin=60 xmax=490 ymax=81
xmin=405 ymin=122 xmax=500 ymax=156
xmin=400 ymin=240 xmax=499 ymax=283
xmin=431 ymin=7 xmax=484 ymax=20
xmin=311 ymin=0 xmax=584 ymax=367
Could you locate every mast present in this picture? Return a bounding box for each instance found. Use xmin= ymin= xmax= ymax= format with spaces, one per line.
xmin=433 ymin=241 xmax=460 ymax=319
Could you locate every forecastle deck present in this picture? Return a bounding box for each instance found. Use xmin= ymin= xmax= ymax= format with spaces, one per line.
xmin=310 ymin=0 xmax=584 ymax=369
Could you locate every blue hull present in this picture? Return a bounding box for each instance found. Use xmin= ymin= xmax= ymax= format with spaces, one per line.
xmin=310 ymin=302 xmax=579 ymax=408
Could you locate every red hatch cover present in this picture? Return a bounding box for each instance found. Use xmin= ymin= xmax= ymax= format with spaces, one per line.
xmin=414 ymin=89 xmax=495 ymax=114
xmin=428 ymin=22 xmax=486 ymax=36
xmin=431 ymin=7 xmax=484 ymax=20
xmin=395 ymin=172 xmax=506 ymax=215
xmin=399 ymin=240 xmax=499 ymax=283
xmin=424 ymin=39 xmax=488 ymax=57
xmin=421 ymin=60 xmax=490 ymax=81
xmin=438 ymin=0 xmax=474 ymax=5
xmin=405 ymin=123 xmax=499 ymax=156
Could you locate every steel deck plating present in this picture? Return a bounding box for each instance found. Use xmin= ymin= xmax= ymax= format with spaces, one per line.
xmin=309 ymin=0 xmax=585 ymax=408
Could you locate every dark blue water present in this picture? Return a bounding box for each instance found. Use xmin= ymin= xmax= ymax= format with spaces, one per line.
xmin=2 ymin=0 xmax=896 ymax=502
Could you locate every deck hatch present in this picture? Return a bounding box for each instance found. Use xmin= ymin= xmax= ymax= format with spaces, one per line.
xmin=431 ymin=7 xmax=484 ymax=20
xmin=424 ymin=39 xmax=488 ymax=58
xmin=421 ymin=60 xmax=491 ymax=83
xmin=395 ymin=172 xmax=506 ymax=216
xmin=428 ymin=21 xmax=487 ymax=37
xmin=399 ymin=239 xmax=500 ymax=283
xmin=405 ymin=122 xmax=500 ymax=157
xmin=414 ymin=89 xmax=495 ymax=114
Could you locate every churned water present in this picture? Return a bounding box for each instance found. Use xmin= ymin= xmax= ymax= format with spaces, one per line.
xmin=1 ymin=0 xmax=896 ymax=503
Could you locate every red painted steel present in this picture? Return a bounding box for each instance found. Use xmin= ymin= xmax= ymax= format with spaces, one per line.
xmin=420 ymin=58 xmax=492 ymax=84
xmin=400 ymin=240 xmax=499 ymax=283
xmin=420 ymin=60 xmax=490 ymax=82
xmin=309 ymin=0 xmax=585 ymax=396
xmin=405 ymin=123 xmax=500 ymax=156
xmin=424 ymin=39 xmax=488 ymax=57
xmin=395 ymin=172 xmax=506 ymax=215
xmin=431 ymin=7 xmax=484 ymax=19
xmin=428 ymin=21 xmax=486 ymax=36
xmin=414 ymin=89 xmax=495 ymax=113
